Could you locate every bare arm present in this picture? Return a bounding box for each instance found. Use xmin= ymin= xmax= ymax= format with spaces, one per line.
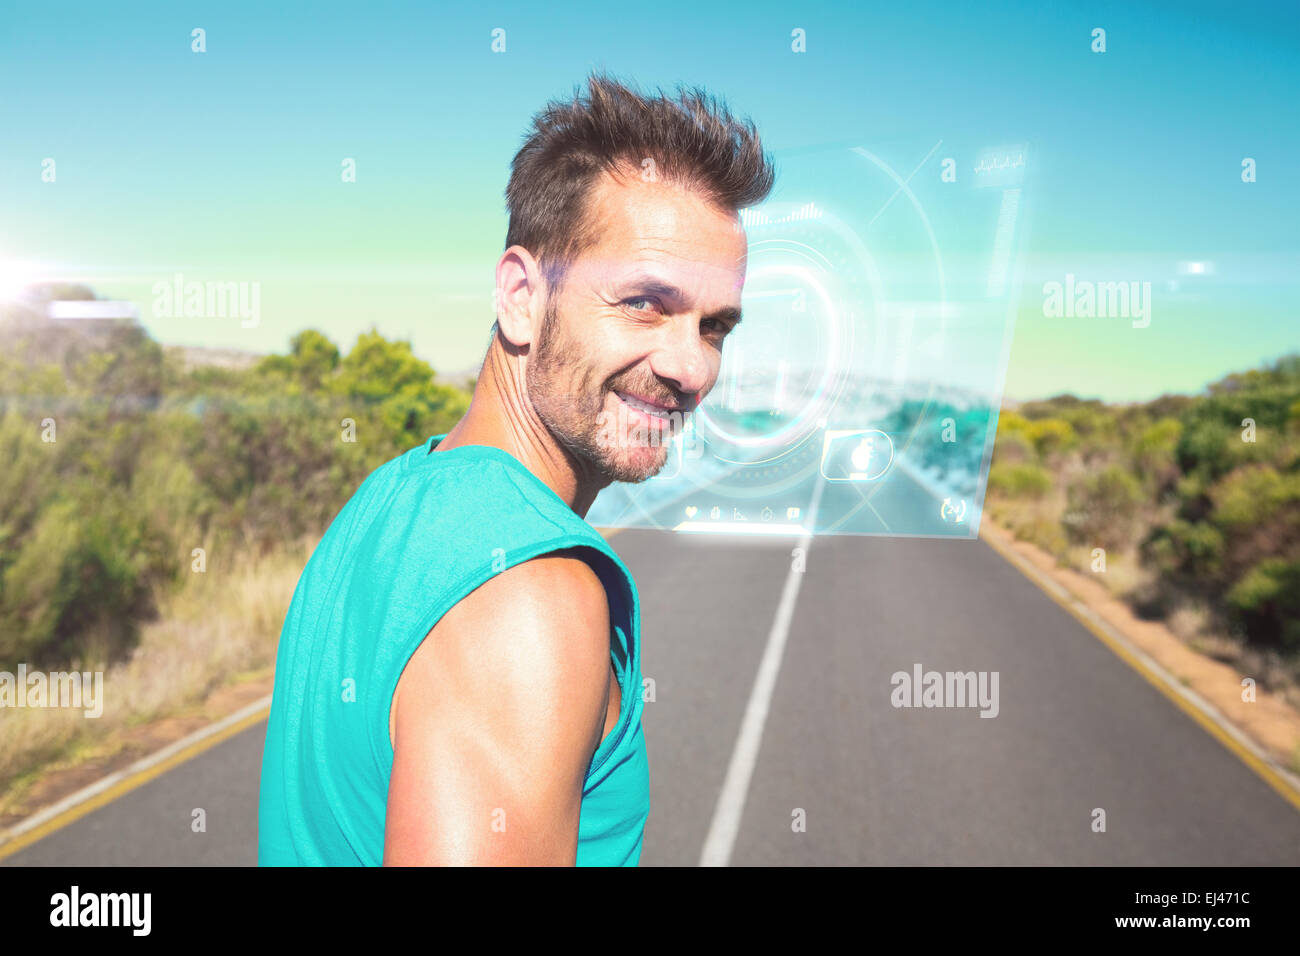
xmin=383 ymin=550 xmax=611 ymax=865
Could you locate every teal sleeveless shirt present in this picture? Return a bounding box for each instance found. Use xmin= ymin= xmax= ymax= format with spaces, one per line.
xmin=258 ymin=434 xmax=649 ymax=865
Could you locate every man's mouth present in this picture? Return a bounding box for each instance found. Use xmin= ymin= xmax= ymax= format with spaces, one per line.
xmin=614 ymin=390 xmax=683 ymax=426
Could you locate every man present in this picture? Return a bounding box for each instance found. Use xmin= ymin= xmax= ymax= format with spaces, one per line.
xmin=258 ymin=71 xmax=774 ymax=865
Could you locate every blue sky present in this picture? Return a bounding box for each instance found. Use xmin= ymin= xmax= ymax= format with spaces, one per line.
xmin=1 ymin=0 xmax=1296 ymax=401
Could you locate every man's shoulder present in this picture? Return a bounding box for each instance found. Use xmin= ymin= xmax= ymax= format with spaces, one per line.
xmin=440 ymin=548 xmax=611 ymax=658
xmin=338 ymin=440 xmax=577 ymax=543
xmin=477 ymin=546 xmax=609 ymax=612
xmin=317 ymin=441 xmax=620 ymax=600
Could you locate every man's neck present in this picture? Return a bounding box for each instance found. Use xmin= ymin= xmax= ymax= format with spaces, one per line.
xmin=435 ymin=343 xmax=607 ymax=517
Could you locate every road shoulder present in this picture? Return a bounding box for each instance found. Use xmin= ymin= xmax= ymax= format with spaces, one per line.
xmin=980 ymin=517 xmax=1300 ymax=802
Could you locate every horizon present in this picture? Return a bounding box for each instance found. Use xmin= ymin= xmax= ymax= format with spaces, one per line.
xmin=4 ymin=282 xmax=1293 ymax=409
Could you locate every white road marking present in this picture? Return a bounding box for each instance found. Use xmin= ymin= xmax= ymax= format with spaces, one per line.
xmin=699 ymin=476 xmax=827 ymax=866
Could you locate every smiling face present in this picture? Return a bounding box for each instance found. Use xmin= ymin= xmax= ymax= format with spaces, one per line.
xmin=526 ymin=169 xmax=750 ymax=483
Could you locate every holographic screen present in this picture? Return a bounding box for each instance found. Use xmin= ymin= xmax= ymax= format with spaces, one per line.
xmin=588 ymin=140 xmax=1031 ymax=538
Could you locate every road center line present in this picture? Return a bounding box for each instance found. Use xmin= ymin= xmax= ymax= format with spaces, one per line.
xmin=699 ymin=476 xmax=826 ymax=866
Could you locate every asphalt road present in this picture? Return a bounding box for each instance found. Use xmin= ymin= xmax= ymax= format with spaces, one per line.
xmin=7 ymin=525 xmax=1300 ymax=866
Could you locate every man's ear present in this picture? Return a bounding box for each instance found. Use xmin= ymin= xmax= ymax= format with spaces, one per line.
xmin=495 ymin=246 xmax=543 ymax=349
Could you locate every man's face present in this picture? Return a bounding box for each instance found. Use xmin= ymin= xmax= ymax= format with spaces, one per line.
xmin=526 ymin=170 xmax=750 ymax=484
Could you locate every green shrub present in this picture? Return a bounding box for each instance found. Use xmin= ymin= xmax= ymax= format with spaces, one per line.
xmin=991 ymin=430 xmax=1035 ymax=465
xmin=1013 ymin=515 xmax=1069 ymax=561
xmin=0 ymin=320 xmax=472 ymax=670
xmin=1132 ymin=417 xmax=1183 ymax=490
xmin=1064 ymin=464 xmax=1143 ymax=550
xmin=1142 ymin=518 xmax=1226 ymax=585
xmin=1026 ymin=418 xmax=1077 ymax=457
xmin=987 ymin=462 xmax=1052 ymax=499
xmin=1209 ymin=465 xmax=1300 ymax=532
xmin=1226 ymin=559 xmax=1300 ymax=651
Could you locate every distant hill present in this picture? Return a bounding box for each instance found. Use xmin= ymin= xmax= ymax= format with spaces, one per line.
xmin=166 ymin=345 xmax=263 ymax=373
xmin=437 ymin=363 xmax=481 ymax=390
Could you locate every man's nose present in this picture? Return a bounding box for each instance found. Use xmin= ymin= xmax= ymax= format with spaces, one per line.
xmin=648 ymin=319 xmax=712 ymax=399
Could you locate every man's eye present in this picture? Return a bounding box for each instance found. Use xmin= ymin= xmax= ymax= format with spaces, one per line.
xmin=624 ymin=296 xmax=657 ymax=312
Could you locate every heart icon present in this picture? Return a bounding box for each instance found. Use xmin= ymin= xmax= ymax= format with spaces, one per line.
xmin=684 ymin=505 xmax=698 ymax=518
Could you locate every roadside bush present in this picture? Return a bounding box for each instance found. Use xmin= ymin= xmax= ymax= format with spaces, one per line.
xmin=1226 ymin=559 xmax=1300 ymax=651
xmin=1013 ymin=515 xmax=1069 ymax=562
xmin=1026 ymin=418 xmax=1077 ymax=458
xmin=1209 ymin=464 xmax=1300 ymax=533
xmin=0 ymin=317 xmax=471 ymax=670
xmin=1131 ymin=417 xmax=1183 ymax=492
xmin=1064 ymin=464 xmax=1143 ymax=550
xmin=1143 ymin=518 xmax=1226 ymax=587
xmin=988 ymin=462 xmax=1052 ymax=499
xmin=992 ymin=430 xmax=1035 ymax=465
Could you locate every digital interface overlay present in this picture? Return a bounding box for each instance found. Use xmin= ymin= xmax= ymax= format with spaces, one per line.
xmin=588 ymin=140 xmax=1032 ymax=538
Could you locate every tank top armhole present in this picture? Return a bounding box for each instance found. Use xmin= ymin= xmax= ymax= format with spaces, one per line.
xmin=560 ymin=544 xmax=634 ymax=675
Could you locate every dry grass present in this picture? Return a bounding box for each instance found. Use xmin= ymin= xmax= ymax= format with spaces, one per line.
xmin=0 ymin=537 xmax=316 ymax=804
xmin=1062 ymin=542 xmax=1154 ymax=599
xmin=986 ymin=491 xmax=1071 ymax=564
xmin=1169 ymin=603 xmax=1215 ymax=644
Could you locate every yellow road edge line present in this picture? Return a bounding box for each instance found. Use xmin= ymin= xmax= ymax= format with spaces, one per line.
xmin=0 ymin=700 xmax=271 ymax=862
xmin=980 ymin=526 xmax=1300 ymax=816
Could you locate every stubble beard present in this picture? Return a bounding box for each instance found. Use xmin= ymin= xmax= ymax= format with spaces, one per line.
xmin=526 ymin=299 xmax=673 ymax=485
